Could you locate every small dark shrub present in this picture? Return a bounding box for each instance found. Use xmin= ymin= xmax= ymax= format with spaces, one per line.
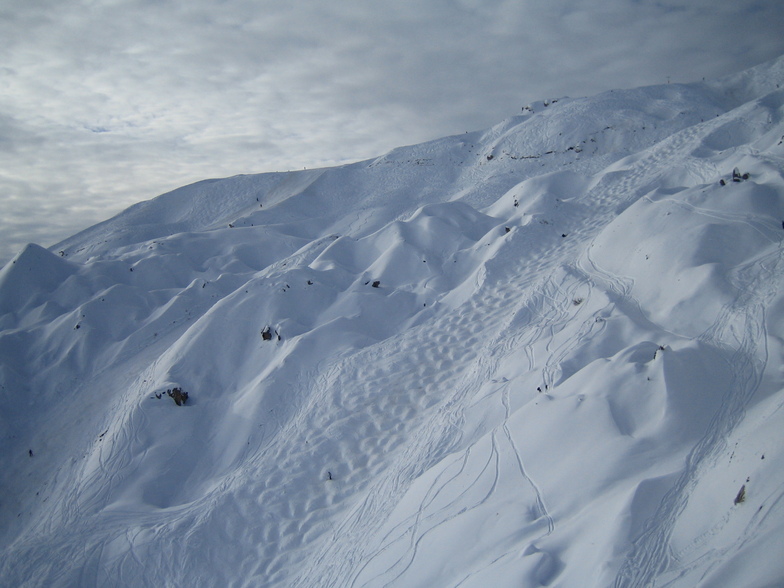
xmin=167 ymin=387 xmax=189 ymax=406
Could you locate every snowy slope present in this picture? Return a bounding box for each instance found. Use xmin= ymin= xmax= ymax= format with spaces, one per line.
xmin=2 ymin=55 xmax=784 ymax=587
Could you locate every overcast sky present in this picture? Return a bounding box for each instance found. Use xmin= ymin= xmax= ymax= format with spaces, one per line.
xmin=1 ymin=0 xmax=783 ymax=265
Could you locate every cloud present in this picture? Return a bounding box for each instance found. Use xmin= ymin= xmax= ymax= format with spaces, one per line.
xmin=1 ymin=0 xmax=783 ymax=264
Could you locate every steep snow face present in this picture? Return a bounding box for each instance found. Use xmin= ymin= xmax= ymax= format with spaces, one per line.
xmin=2 ymin=56 xmax=784 ymax=587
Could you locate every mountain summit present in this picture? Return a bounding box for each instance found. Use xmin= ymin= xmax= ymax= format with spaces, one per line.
xmin=2 ymin=55 xmax=784 ymax=587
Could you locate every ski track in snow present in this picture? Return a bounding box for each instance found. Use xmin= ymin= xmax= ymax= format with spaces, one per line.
xmin=614 ymin=239 xmax=784 ymax=588
xmin=315 ymin=282 xmax=571 ymax=588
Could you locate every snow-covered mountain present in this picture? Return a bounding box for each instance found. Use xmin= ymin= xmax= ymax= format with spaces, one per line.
xmin=2 ymin=55 xmax=784 ymax=587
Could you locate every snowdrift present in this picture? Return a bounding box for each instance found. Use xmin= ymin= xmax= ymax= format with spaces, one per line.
xmin=2 ymin=56 xmax=784 ymax=587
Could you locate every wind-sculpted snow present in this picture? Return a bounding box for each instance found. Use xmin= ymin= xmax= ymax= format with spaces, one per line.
xmin=2 ymin=56 xmax=784 ymax=587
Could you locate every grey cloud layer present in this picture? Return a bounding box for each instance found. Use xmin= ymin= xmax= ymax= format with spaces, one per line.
xmin=1 ymin=0 xmax=783 ymax=263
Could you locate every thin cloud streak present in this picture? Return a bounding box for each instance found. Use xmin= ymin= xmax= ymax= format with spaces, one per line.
xmin=1 ymin=0 xmax=783 ymax=264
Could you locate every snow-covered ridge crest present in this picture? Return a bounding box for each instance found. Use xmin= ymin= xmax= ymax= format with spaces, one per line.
xmin=2 ymin=55 xmax=784 ymax=587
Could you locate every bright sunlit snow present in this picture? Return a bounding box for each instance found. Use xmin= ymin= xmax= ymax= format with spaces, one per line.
xmin=2 ymin=56 xmax=784 ymax=587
